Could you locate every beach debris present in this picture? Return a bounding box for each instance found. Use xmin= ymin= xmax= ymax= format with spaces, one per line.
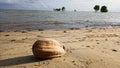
xmin=10 ymin=39 xmax=16 ymax=42
xmin=32 ymin=38 xmax=66 ymax=59
xmin=111 ymin=49 xmax=118 ymax=52
xmin=38 ymin=29 xmax=44 ymax=31
xmin=21 ymin=31 xmax=27 ymax=33
xmin=70 ymin=28 xmax=80 ymax=30
xmin=86 ymin=45 xmax=90 ymax=48
xmin=4 ymin=34 xmax=10 ymax=36
xmin=63 ymin=31 xmax=67 ymax=33
xmin=88 ymin=29 xmax=93 ymax=32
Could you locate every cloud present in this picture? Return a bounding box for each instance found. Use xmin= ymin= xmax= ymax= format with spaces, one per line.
xmin=0 ymin=0 xmax=120 ymax=11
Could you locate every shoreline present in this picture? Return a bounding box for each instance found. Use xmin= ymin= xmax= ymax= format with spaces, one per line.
xmin=1 ymin=25 xmax=120 ymax=32
xmin=0 ymin=27 xmax=120 ymax=68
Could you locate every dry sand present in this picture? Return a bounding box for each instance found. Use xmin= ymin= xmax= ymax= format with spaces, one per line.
xmin=0 ymin=28 xmax=120 ymax=68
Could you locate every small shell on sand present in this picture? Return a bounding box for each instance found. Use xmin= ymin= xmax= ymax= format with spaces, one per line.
xmin=32 ymin=38 xmax=66 ymax=59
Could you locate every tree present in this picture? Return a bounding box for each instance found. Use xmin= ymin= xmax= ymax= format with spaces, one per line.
xmin=53 ymin=6 xmax=66 ymax=11
xmin=94 ymin=5 xmax=100 ymax=12
xmin=54 ymin=8 xmax=61 ymax=11
xmin=62 ymin=6 xmax=65 ymax=11
xmin=100 ymin=6 xmax=108 ymax=12
xmin=74 ymin=9 xmax=77 ymax=12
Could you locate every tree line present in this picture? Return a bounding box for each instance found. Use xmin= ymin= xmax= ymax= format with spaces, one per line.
xmin=53 ymin=5 xmax=108 ymax=13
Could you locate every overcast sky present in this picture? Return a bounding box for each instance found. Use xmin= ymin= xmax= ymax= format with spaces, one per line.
xmin=0 ymin=0 xmax=120 ymax=12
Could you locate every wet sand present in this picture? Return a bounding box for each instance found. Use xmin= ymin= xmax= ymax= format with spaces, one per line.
xmin=0 ymin=28 xmax=120 ymax=68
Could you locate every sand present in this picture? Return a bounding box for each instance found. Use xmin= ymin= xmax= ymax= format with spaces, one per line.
xmin=0 ymin=28 xmax=120 ymax=68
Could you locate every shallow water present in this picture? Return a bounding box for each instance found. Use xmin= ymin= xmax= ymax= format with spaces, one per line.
xmin=0 ymin=10 xmax=120 ymax=31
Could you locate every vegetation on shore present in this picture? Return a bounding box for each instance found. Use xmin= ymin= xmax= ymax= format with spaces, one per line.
xmin=94 ymin=5 xmax=100 ymax=12
xmin=94 ymin=5 xmax=108 ymax=13
xmin=53 ymin=6 xmax=65 ymax=11
xmin=100 ymin=6 xmax=108 ymax=12
xmin=53 ymin=5 xmax=108 ymax=13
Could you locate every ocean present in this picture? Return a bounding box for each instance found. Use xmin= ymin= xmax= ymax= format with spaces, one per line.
xmin=0 ymin=9 xmax=120 ymax=31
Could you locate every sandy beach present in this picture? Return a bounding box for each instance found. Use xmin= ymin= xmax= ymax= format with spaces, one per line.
xmin=0 ymin=27 xmax=120 ymax=68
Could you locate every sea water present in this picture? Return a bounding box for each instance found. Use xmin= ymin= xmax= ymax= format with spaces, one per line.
xmin=0 ymin=9 xmax=120 ymax=31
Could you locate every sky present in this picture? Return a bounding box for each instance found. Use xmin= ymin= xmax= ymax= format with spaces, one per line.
xmin=0 ymin=0 xmax=120 ymax=12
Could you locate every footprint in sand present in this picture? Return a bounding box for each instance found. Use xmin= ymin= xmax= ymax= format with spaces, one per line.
xmin=96 ymin=42 xmax=100 ymax=44
xmin=72 ymin=60 xmax=76 ymax=65
xmin=71 ymin=60 xmax=86 ymax=68
xmin=22 ymin=38 xmax=28 ymax=40
xmin=34 ymin=63 xmax=41 ymax=67
xmin=86 ymin=46 xmax=90 ymax=48
xmin=85 ymin=59 xmax=93 ymax=65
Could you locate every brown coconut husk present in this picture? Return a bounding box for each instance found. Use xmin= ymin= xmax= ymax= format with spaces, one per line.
xmin=32 ymin=38 xmax=66 ymax=59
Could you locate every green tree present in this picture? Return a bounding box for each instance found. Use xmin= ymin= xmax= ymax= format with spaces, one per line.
xmin=94 ymin=5 xmax=100 ymax=12
xmin=74 ymin=9 xmax=77 ymax=12
xmin=62 ymin=6 xmax=65 ymax=11
xmin=100 ymin=6 xmax=108 ymax=12
xmin=54 ymin=8 xmax=61 ymax=11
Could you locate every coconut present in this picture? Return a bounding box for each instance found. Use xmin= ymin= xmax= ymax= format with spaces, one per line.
xmin=32 ymin=38 xmax=66 ymax=59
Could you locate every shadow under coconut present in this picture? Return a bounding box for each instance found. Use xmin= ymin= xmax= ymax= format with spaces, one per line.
xmin=0 ymin=55 xmax=50 ymax=66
